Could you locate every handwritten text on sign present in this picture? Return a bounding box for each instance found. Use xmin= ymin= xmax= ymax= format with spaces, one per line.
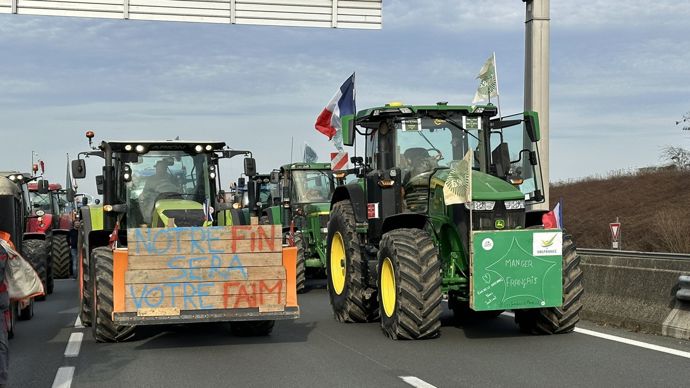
xmin=126 ymin=226 xmax=285 ymax=311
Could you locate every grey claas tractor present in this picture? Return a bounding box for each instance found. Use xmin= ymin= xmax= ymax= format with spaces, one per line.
xmin=326 ymin=103 xmax=583 ymax=340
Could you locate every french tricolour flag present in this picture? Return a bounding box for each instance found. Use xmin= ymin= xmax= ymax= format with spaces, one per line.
xmin=315 ymin=73 xmax=356 ymax=140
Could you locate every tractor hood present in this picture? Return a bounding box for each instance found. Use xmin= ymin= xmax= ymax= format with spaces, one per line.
xmin=152 ymin=199 xmax=212 ymax=228
xmin=430 ymin=170 xmax=524 ymax=201
xmin=302 ymin=202 xmax=330 ymax=216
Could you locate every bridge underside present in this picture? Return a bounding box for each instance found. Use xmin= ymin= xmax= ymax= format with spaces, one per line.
xmin=0 ymin=0 xmax=382 ymax=29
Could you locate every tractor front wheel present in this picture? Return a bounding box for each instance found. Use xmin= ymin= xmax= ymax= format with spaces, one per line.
xmin=22 ymin=239 xmax=49 ymax=301
xmin=92 ymin=247 xmax=135 ymax=342
xmin=79 ymin=231 xmax=92 ymax=327
xmin=326 ymin=201 xmax=378 ymax=323
xmin=377 ymin=228 xmax=442 ymax=340
xmin=514 ymin=233 xmax=583 ymax=334
xmin=52 ymin=234 xmax=71 ymax=279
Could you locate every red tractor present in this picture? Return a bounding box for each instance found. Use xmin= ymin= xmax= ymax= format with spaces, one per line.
xmin=26 ymin=181 xmax=74 ymax=291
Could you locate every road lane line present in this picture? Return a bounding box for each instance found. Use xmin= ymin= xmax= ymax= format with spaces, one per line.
xmin=64 ymin=332 xmax=83 ymax=357
xmin=52 ymin=366 xmax=74 ymax=388
xmin=74 ymin=315 xmax=84 ymax=329
xmin=501 ymin=311 xmax=690 ymax=359
xmin=574 ymin=327 xmax=690 ymax=359
xmin=400 ymin=376 xmax=437 ymax=388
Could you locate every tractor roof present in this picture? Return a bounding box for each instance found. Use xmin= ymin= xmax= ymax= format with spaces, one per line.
xmin=27 ymin=182 xmax=62 ymax=191
xmin=355 ymin=103 xmax=499 ymax=126
xmin=0 ymin=177 xmax=21 ymax=197
xmin=281 ymin=162 xmax=332 ymax=171
xmin=105 ymin=141 xmax=226 ymax=152
xmin=0 ymin=171 xmax=32 ymax=185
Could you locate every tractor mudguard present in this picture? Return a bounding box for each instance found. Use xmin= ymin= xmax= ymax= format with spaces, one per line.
xmin=331 ymin=183 xmax=367 ymax=224
xmin=381 ymin=213 xmax=428 ymax=236
xmin=22 ymin=232 xmax=46 ymax=241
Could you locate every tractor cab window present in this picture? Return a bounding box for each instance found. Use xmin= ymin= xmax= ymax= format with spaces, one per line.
xmin=291 ymin=170 xmax=333 ymax=203
xmin=395 ymin=116 xmax=480 ymax=182
xmin=124 ymin=151 xmax=211 ymax=227
xmin=29 ymin=192 xmax=52 ymax=213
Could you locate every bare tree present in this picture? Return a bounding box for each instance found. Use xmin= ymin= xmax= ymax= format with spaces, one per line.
xmin=677 ymin=111 xmax=690 ymax=131
xmin=660 ymin=146 xmax=690 ymax=170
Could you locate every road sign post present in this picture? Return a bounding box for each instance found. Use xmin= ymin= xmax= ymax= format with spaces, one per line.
xmin=610 ymin=219 xmax=621 ymax=250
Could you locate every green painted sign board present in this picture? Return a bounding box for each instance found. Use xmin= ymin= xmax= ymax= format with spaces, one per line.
xmin=470 ymin=229 xmax=563 ymax=311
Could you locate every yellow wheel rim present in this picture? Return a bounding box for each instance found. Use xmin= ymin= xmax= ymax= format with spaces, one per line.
xmin=381 ymin=257 xmax=396 ymax=318
xmin=330 ymin=232 xmax=346 ymax=295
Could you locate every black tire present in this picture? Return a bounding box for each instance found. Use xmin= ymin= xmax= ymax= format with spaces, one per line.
xmin=19 ymin=299 xmax=34 ymax=321
xmin=514 ymin=233 xmax=583 ymax=334
xmin=22 ymin=239 xmax=49 ymax=301
xmin=52 ymin=234 xmax=71 ymax=279
xmin=46 ymin=235 xmax=54 ymax=294
xmin=92 ymin=247 xmax=135 ymax=342
xmin=377 ymin=228 xmax=442 ymax=340
xmin=8 ymin=302 xmax=17 ymax=339
xmin=294 ymin=232 xmax=307 ymax=294
xmin=326 ymin=201 xmax=378 ymax=323
xmin=229 ymin=320 xmax=275 ymax=336
xmin=79 ymin=231 xmax=92 ymax=327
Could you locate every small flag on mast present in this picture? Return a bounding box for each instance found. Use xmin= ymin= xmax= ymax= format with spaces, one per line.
xmin=472 ymin=53 xmax=499 ymax=104
xmin=315 ymin=73 xmax=356 ymax=151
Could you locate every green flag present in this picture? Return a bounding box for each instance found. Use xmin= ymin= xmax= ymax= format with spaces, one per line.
xmin=444 ymin=149 xmax=473 ymax=205
xmin=472 ymin=53 xmax=499 ymax=104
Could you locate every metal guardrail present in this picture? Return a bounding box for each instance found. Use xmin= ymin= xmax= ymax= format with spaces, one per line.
xmin=577 ymin=248 xmax=690 ymax=261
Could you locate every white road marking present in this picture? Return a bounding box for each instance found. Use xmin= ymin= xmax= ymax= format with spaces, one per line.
xmin=74 ymin=315 xmax=84 ymax=329
xmin=64 ymin=332 xmax=83 ymax=357
xmin=501 ymin=311 xmax=690 ymax=359
xmin=400 ymin=376 xmax=437 ymax=388
xmin=574 ymin=327 xmax=690 ymax=359
xmin=52 ymin=366 xmax=74 ymax=388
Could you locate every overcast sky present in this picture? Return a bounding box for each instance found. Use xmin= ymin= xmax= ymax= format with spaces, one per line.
xmin=1 ymin=0 xmax=689 ymax=193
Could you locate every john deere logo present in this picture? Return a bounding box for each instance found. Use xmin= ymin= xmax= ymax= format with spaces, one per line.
xmin=495 ymin=219 xmax=505 ymax=229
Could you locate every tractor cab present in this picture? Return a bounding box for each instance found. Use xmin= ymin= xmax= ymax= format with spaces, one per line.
xmin=354 ymin=103 xmax=545 ymax=236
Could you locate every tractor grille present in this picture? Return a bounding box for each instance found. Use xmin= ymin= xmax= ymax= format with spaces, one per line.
xmin=162 ymin=209 xmax=206 ymax=227
xmin=471 ymin=201 xmax=525 ymax=231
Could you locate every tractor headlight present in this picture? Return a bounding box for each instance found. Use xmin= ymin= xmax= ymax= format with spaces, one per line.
xmin=8 ymin=175 xmax=16 ymax=181
xmin=195 ymin=145 xmax=203 ymax=153
xmin=124 ymin=144 xmax=133 ymax=151
xmin=36 ymin=210 xmax=45 ymax=216
xmin=135 ymin=144 xmax=146 ymax=153
xmin=504 ymin=200 xmax=525 ymax=210
xmin=205 ymin=145 xmax=213 ymax=151
xmin=465 ymin=201 xmax=495 ymax=211
xmin=209 ymin=172 xmax=216 ymax=179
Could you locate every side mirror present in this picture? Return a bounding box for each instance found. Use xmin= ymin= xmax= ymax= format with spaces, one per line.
xmin=72 ymin=159 xmax=86 ymax=179
xmin=270 ymin=170 xmax=280 ymax=184
xmin=237 ymin=177 xmax=246 ymax=188
xmin=82 ymin=197 xmax=89 ymax=206
xmin=37 ymin=180 xmax=50 ymax=194
xmin=66 ymin=188 xmax=75 ymax=202
xmin=95 ymin=175 xmax=104 ymax=195
xmin=524 ymin=112 xmax=541 ymax=142
xmin=244 ymin=158 xmax=256 ymax=177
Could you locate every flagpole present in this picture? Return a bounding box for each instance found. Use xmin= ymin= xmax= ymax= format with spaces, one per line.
xmin=493 ymin=52 xmax=503 ymax=120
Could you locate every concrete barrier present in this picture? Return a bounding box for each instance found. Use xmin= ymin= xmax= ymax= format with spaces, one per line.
xmin=579 ymin=252 xmax=690 ymax=339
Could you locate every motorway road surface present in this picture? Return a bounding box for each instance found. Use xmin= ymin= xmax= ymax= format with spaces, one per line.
xmin=9 ymin=279 xmax=690 ymax=387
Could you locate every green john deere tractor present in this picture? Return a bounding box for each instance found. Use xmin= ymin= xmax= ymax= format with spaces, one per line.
xmin=263 ymin=163 xmax=335 ymax=293
xmin=326 ymin=102 xmax=583 ymax=339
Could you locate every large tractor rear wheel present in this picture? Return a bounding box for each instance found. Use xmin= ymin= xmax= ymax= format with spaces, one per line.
xmin=294 ymin=232 xmax=306 ymax=294
xmin=377 ymin=228 xmax=442 ymax=340
xmin=52 ymin=234 xmax=71 ymax=279
xmin=92 ymin=247 xmax=135 ymax=342
xmin=327 ymin=201 xmax=378 ymax=323
xmin=229 ymin=320 xmax=275 ymax=336
xmin=515 ymin=233 xmax=583 ymax=334
xmin=22 ymin=239 xmax=49 ymax=301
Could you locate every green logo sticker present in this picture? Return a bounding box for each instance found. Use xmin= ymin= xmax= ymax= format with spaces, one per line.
xmin=495 ymin=219 xmax=505 ymax=229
